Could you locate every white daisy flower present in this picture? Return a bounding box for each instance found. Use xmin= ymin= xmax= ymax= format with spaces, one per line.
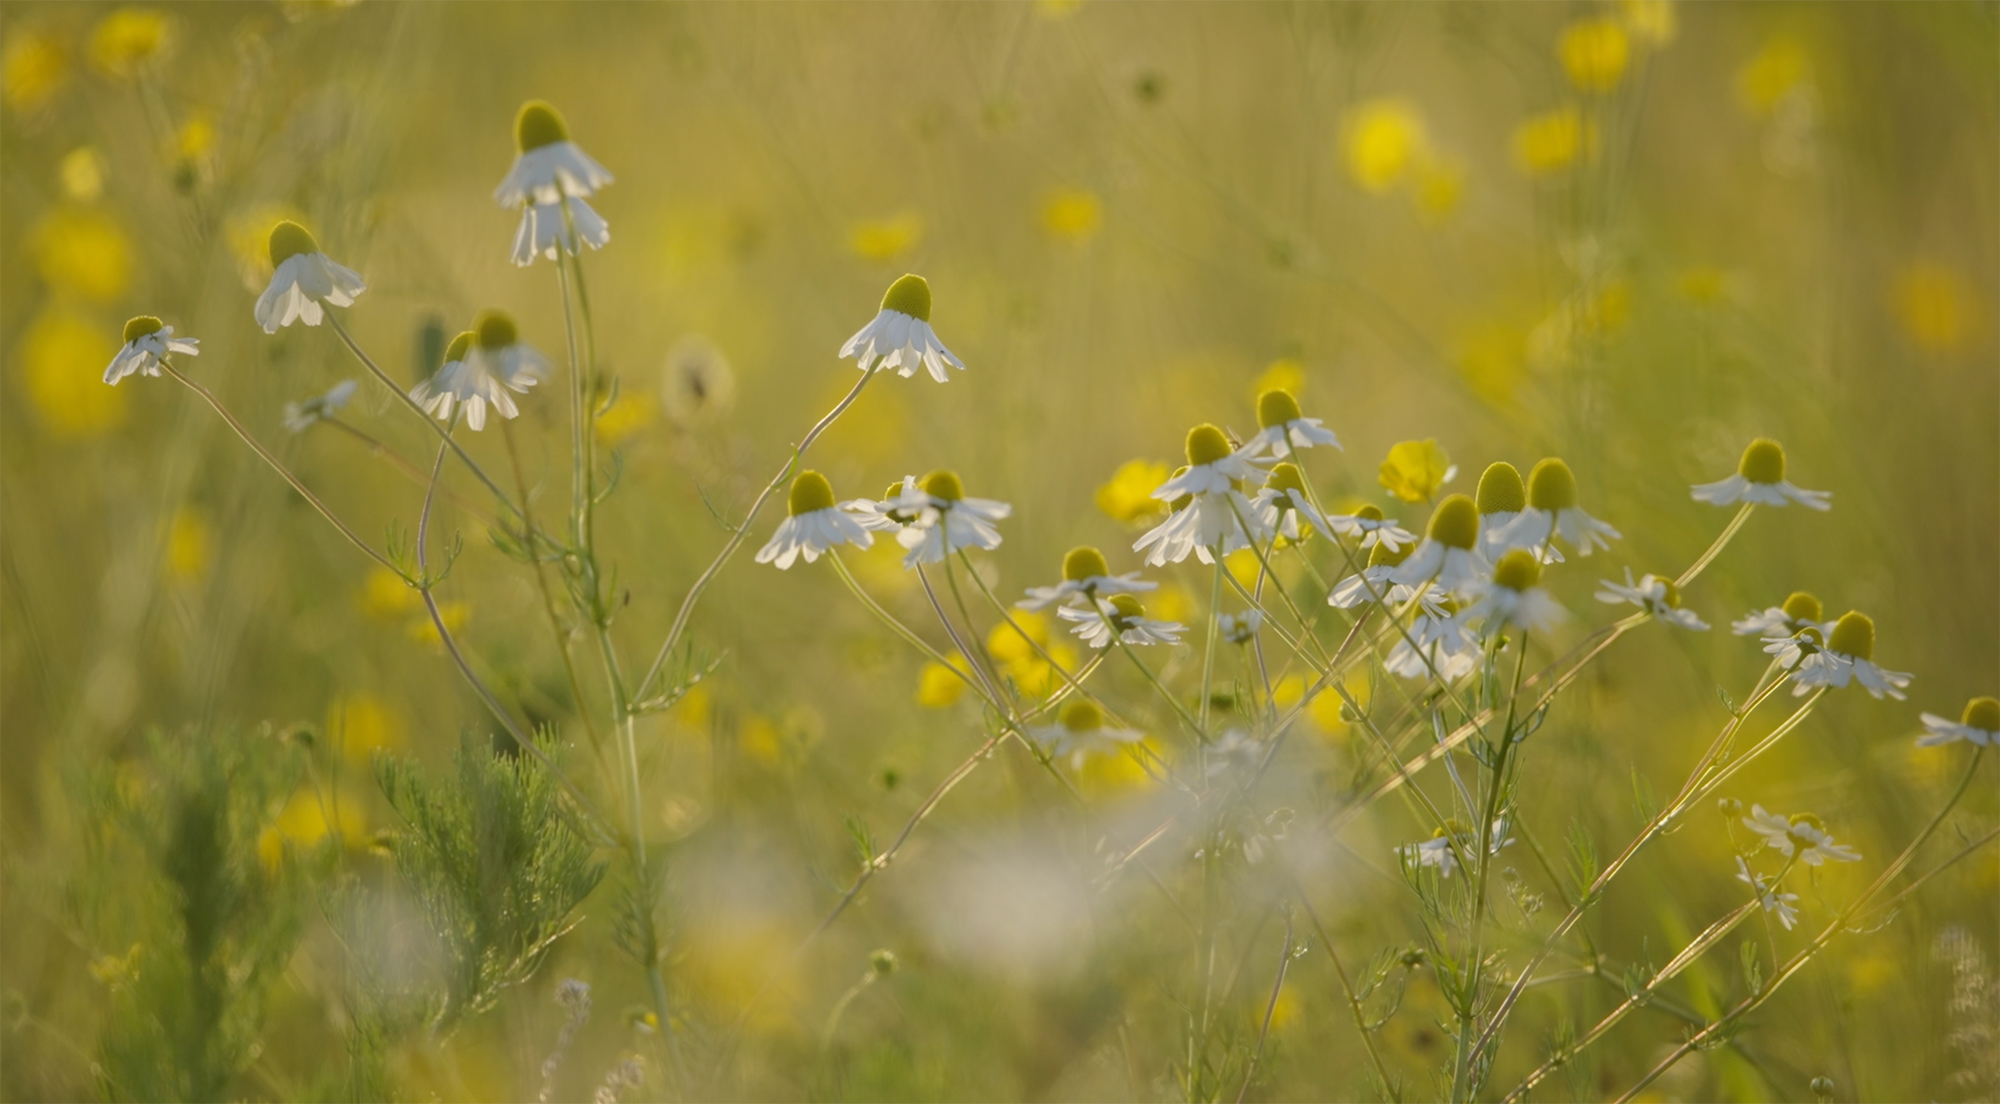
xmin=850 ymin=476 xmax=921 ymax=533
xmin=103 ymin=315 xmax=198 ymax=385
xmin=1384 ymin=587 xmax=1482 ymax=682
xmin=1775 ymin=611 xmax=1911 ymax=700
xmin=1691 ymin=437 xmax=1831 ymax=510
xmin=1732 ymin=590 xmax=1833 ymax=637
xmin=754 ymin=470 xmax=875 ymax=570
xmin=1017 ymin=545 xmax=1156 ymax=612
xmin=282 ymin=379 xmax=359 ymax=433
xmin=1059 ymin=594 xmax=1186 ymax=649
xmin=1328 ymin=540 xmax=1419 ymax=609
xmin=1324 ymin=503 xmax=1416 ymax=552
xmin=1918 ymin=697 xmax=1999 ymax=748
xmin=893 ymin=469 xmax=1010 ymax=567
xmin=1474 ymin=461 xmax=1530 ymax=560
xmin=1495 ymin=457 xmax=1621 ymax=558
xmin=1252 ymin=462 xmax=1337 ymax=544
xmin=1028 ymin=699 xmax=1143 ymax=771
xmin=494 ymin=101 xmax=614 ymax=267
xmin=511 ymin=197 xmax=610 ymax=266
xmin=1241 ymin=388 xmax=1340 ymax=459
xmin=1390 ymin=494 xmax=1490 ymax=597
xmin=1401 ymin=817 xmax=1512 ymax=878
xmin=1742 ymin=805 xmax=1862 ymax=866
xmin=1133 ymin=425 xmax=1273 ymax=567
xmin=1734 ymin=857 xmax=1801 ymax=930
xmin=408 ymin=314 xmax=549 ymax=432
xmin=839 ymin=273 xmax=964 ymax=382
xmin=1463 ymin=549 xmax=1565 ymax=634
xmin=1205 ymin=728 xmax=1264 ymax=778
xmin=1218 ymin=610 xmax=1263 ymax=645
xmin=254 ymin=221 xmax=366 ymax=333
xmin=1595 ymin=568 xmax=1710 ymax=631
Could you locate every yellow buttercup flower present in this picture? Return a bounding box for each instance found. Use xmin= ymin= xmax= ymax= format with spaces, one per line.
xmin=329 ymin=694 xmax=406 ymax=765
xmin=1737 ymin=37 xmax=1808 ymax=117
xmin=849 ymin=211 xmax=924 ymax=262
xmin=1251 ymin=359 xmax=1307 ymax=405
xmin=60 ymin=148 xmax=106 ymax=202
xmin=33 ymin=206 xmax=132 ymax=302
xmin=257 ymin=786 xmax=367 ymax=871
xmin=1342 ymin=98 xmax=1427 ymax=193
xmin=596 ymin=389 xmax=656 ymax=445
xmin=1558 ymin=18 xmax=1631 ymax=94
xmin=916 ymin=656 xmax=968 ymax=708
xmin=360 ymin=566 xmax=419 ymax=619
xmin=164 ymin=509 xmax=211 ymax=582
xmin=88 ymin=8 xmax=171 ymax=78
xmin=1513 ymin=106 xmax=1590 ymax=177
xmin=1890 ymin=262 xmax=1974 ymax=353
xmin=20 ymin=308 xmax=125 ymax=438
xmin=1378 ymin=439 xmax=1456 ymax=504
xmin=1620 ymin=0 xmax=1677 ymax=47
xmin=1096 ymin=458 xmax=1171 ymax=525
xmin=1041 ymin=188 xmax=1103 ymax=242
xmin=407 ymin=601 xmax=470 ymax=647
xmin=2 ymin=27 xmax=68 ymax=114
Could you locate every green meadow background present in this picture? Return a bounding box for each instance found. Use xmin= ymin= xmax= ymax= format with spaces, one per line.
xmin=1 ymin=2 xmax=1994 ymax=1100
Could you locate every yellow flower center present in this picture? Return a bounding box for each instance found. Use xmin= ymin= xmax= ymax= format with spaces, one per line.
xmin=1256 ymin=388 xmax=1303 ymax=429
xmin=1108 ymin=594 xmax=1145 ymax=620
xmin=1476 ymin=462 xmax=1526 ymax=514
xmin=1060 ymin=698 xmax=1105 ymax=732
xmin=267 ymin=219 xmax=319 ymax=266
xmin=1527 ymin=457 xmax=1578 ymax=511
xmin=515 ymin=100 xmax=570 ymax=152
xmin=1781 ymin=591 xmax=1823 ymax=624
xmin=122 ymin=315 xmax=164 ymax=343
xmin=788 ymin=470 xmax=836 ymax=516
xmin=1426 ymin=494 xmax=1479 ymax=551
xmin=1267 ymin=462 xmax=1307 ymax=497
xmin=1353 ymin=503 xmax=1385 ymax=523
xmin=443 ymin=330 xmax=475 ymax=364
xmin=880 ymin=273 xmax=932 ymax=322
xmin=921 ymin=469 xmax=963 ymax=502
xmin=1367 ymin=539 xmax=1412 ymax=568
xmin=1658 ymin=579 xmax=1683 ymax=608
xmin=1963 ymin=696 xmax=2000 ymax=731
xmin=1491 ymin=548 xmax=1541 ymax=592
xmin=1738 ymin=437 xmax=1786 ymax=484
xmin=1063 ymin=545 xmax=1110 ymax=583
xmin=475 ymin=310 xmax=519 ymax=351
xmin=1432 ymin=817 xmax=1471 ymax=840
xmin=1827 ymin=610 xmax=1875 ymax=661
xmin=1185 ymin=424 xmax=1232 ymax=467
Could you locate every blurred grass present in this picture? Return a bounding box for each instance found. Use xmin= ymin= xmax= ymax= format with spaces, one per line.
xmin=2 ymin=2 xmax=1996 ymax=1101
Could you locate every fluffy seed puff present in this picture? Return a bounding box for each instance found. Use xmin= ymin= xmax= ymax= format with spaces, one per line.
xmin=495 ymin=100 xmax=613 ymax=266
xmin=1133 ymin=425 xmax=1273 ymax=566
xmin=254 ymin=221 xmax=366 ymax=333
xmin=1691 ymin=438 xmax=1831 ymax=510
xmin=839 ymin=274 xmax=965 ymax=382
xmin=409 ymin=313 xmax=549 ymax=431
xmin=103 ymin=315 xmax=198 ymax=385
xmin=1596 ymin=568 xmax=1709 ymax=630
xmin=755 ymin=471 xmax=875 ymax=569
xmin=893 ymin=469 xmax=1010 ymax=567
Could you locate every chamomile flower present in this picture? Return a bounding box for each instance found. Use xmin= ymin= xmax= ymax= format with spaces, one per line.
xmin=494 ymin=101 xmax=613 ymax=267
xmin=1733 ymin=590 xmax=1832 ymax=638
xmin=1242 ymin=388 xmax=1340 ymax=459
xmin=1463 ymin=549 xmax=1565 ymax=633
xmin=1029 ymin=699 xmax=1143 ymax=771
xmin=282 ymin=379 xmax=358 ymax=433
xmin=1917 ymin=696 xmax=1999 ymax=748
xmin=1778 ymin=611 xmax=1911 ymax=700
xmin=1253 ymin=463 xmax=1334 ymax=543
xmin=1384 ymin=588 xmax=1481 ymax=682
xmin=409 ymin=314 xmax=549 ymax=431
xmin=254 ymin=220 xmax=366 ymax=333
xmin=850 ymin=476 xmax=921 ymax=533
xmin=839 ymin=274 xmax=964 ymax=382
xmin=1401 ymin=817 xmax=1512 ymax=878
xmin=1059 ymin=593 xmax=1186 ymax=648
xmin=1391 ymin=494 xmax=1490 ymax=596
xmin=1595 ymin=568 xmax=1709 ymax=630
xmin=1328 ymin=538 xmax=1417 ymax=609
xmin=754 ymin=471 xmax=874 ymax=569
xmin=1219 ymin=610 xmax=1263 ymax=645
xmin=1691 ymin=437 xmax=1831 ymax=510
xmin=1742 ymin=806 xmax=1862 ymax=865
xmin=102 ymin=315 xmax=198 ymax=384
xmin=1017 ymin=545 xmax=1156 ymax=611
xmin=893 ymin=469 xmax=1010 ymax=567
xmin=1325 ymin=503 xmax=1416 ymax=552
xmin=1734 ymin=857 xmax=1801 ymax=930
xmin=1133 ymin=425 xmax=1274 ymax=566
xmin=1495 ymin=457 xmax=1621 ymax=558
xmin=1474 ymin=461 xmax=1528 ymax=559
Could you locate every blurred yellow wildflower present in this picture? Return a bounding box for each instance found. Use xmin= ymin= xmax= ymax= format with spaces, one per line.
xmin=675 ymin=683 xmax=712 ymax=730
xmin=1676 ymin=266 xmax=1735 ymax=305
xmin=1252 ymin=358 xmax=1307 ymax=404
xmin=1737 ymin=38 xmax=1808 ymax=117
xmin=1267 ymin=983 xmax=1301 ymax=1030
xmin=1224 ymin=548 xmax=1261 ymax=589
xmin=1378 ymin=439 xmax=1455 ymax=503
xmin=1890 ymin=262 xmax=1974 ymax=353
xmin=740 ymin=712 xmax=783 ymax=765
xmin=33 ymin=206 xmax=132 ymax=301
xmin=1558 ymin=18 xmax=1631 ymax=93
xmin=60 ymin=147 xmax=106 ymax=202
xmin=360 ymin=566 xmax=419 ymax=619
xmin=1036 ymin=0 xmax=1083 ymax=18
xmin=1077 ymin=736 xmax=1159 ymax=793
xmin=1512 ymin=106 xmax=1590 ymax=177
xmin=848 ymin=211 xmax=924 ymax=262
xmin=1149 ymin=584 xmax=1193 ymax=625
xmin=1096 ymin=459 xmax=1170 ymax=525
xmin=596 ymin=389 xmax=656 ymax=446
xmin=988 ymin=611 xmax=1050 ymax=668
xmin=1041 ymin=188 xmax=1103 ymax=242
xmin=19 ymin=308 xmax=124 ymax=438
xmin=1456 ymin=320 xmax=1527 ymax=407
xmin=2 ymin=28 xmax=67 ymax=114
xmin=1271 ymin=675 xmax=1305 ymax=711
xmin=164 ymin=509 xmax=211 ymax=582
xmin=1410 ymin=155 xmax=1465 ymax=224
xmin=89 ymin=8 xmax=171 ymax=79
xmin=329 ymin=694 xmax=406 ymax=765
xmin=258 ymin=787 xmax=366 ymax=870
xmin=88 ymin=944 xmax=142 ymax=989
xmin=1620 ymin=0 xmax=1677 ymax=46
xmin=407 ymin=601 xmax=470 ymax=647
xmin=1342 ymin=98 xmax=1428 ymax=193
xmin=681 ymin=916 xmax=798 ymax=1033
xmin=917 ymin=656 xmax=968 ymax=708
xmin=1307 ymin=676 xmax=1364 ymax=736
xmin=177 ymin=113 xmax=215 ymax=160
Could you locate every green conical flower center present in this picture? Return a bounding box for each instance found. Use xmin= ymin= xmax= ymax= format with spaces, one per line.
xmin=1658 ymin=579 xmax=1683 ymax=608
xmin=1166 ymin=466 xmax=1192 ymax=512
xmin=788 ymin=470 xmax=836 ymax=516
xmin=1738 ymin=438 xmax=1786 ymax=484
xmin=475 ymin=310 xmax=519 ymax=351
xmin=122 ymin=315 xmax=164 ymax=343
xmin=1063 ymin=545 xmax=1110 ymax=583
xmin=1060 ymin=698 xmax=1105 ymax=732
xmin=883 ymin=482 xmax=906 ymax=502
xmin=1476 ymin=462 xmax=1526 ymax=514
xmin=1492 ymin=549 xmax=1541 ymax=592
xmin=443 ymin=331 xmax=475 ymax=364
xmin=1788 ymin=812 xmax=1825 ymax=834
xmin=1257 ymin=389 xmax=1303 ymax=429
xmin=515 ymin=100 xmax=570 ymax=152
xmin=880 ymin=273 xmax=932 ymax=322
xmin=268 ymin=220 xmax=319 ymax=265
xmin=1186 ymin=424 xmax=1232 ymax=467
xmin=1781 ymin=591 xmax=1823 ymax=624
xmin=1109 ymin=594 xmax=1145 ymax=620
xmin=1353 ymin=503 xmax=1385 ymax=523
xmin=1426 ymin=494 xmax=1479 ymax=550
xmin=1527 ymin=457 xmax=1578 ymax=511
xmin=1268 ymin=462 xmax=1307 ymax=497
xmin=1827 ymin=611 xmax=1874 ymax=661
xmin=921 ymin=469 xmax=963 ymax=501
xmin=1367 ymin=539 xmax=1412 ymax=568
xmin=1963 ymin=696 xmax=2000 ymax=731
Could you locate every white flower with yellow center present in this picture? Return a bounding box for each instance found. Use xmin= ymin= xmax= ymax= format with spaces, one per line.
xmin=1242 ymin=388 xmax=1340 ymax=459
xmin=494 ymin=100 xmax=613 ymax=267
xmin=1918 ymin=696 xmax=1999 ymax=748
xmin=754 ymin=470 xmax=874 ymax=569
xmin=1774 ymin=611 xmax=1911 ymax=700
xmin=1326 ymin=502 xmax=1416 ymax=552
xmin=282 ymin=379 xmax=358 ymax=433
xmin=1328 ymin=539 xmax=1418 ymax=609
xmin=1059 ymin=593 xmax=1186 ymax=648
xmin=103 ymin=315 xmax=198 ymax=384
xmin=254 ymin=220 xmax=366 ymax=333
xmin=1464 ymin=549 xmax=1565 ymax=634
xmin=1029 ymin=699 xmax=1143 ymax=771
xmin=1734 ymin=857 xmax=1801 ymax=930
xmin=1691 ymin=437 xmax=1831 ymax=510
xmin=1742 ymin=806 xmax=1862 ymax=865
xmin=1133 ymin=424 xmax=1273 ymax=566
xmin=1390 ymin=494 xmax=1490 ymax=597
xmin=839 ymin=274 xmax=964 ymax=382
xmin=1018 ymin=545 xmax=1157 ymax=612
xmin=1596 ymin=568 xmax=1709 ymax=630
xmin=894 ymin=469 xmax=1010 ymax=567
xmin=1252 ymin=462 xmax=1335 ymax=543
xmin=1219 ymin=610 xmax=1263 ymax=645
xmin=1732 ymin=590 xmax=1833 ymax=638
xmin=1495 ymin=457 xmax=1621 ymax=558
xmin=1385 ymin=588 xmax=1481 ymax=681
xmin=1474 ymin=461 xmax=1530 ymax=559
xmin=1401 ymin=817 xmax=1512 ymax=878
xmin=408 ymin=313 xmax=548 ymax=431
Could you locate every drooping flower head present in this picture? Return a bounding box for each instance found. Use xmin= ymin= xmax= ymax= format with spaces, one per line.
xmin=1326 ymin=501 xmax=1416 ymax=552
xmin=1132 ymin=424 xmax=1273 ymax=566
xmin=1742 ymin=806 xmax=1862 ymax=865
xmin=1385 ymin=586 xmax=1481 ymax=682
xmin=1734 ymin=856 xmax=1801 ymax=930
xmin=1596 ymin=568 xmax=1709 ymax=630
xmin=103 ymin=314 xmax=199 ymax=384
xmin=1496 ymin=457 xmax=1620 ymax=559
xmin=1919 ymin=696 xmax=2000 ymax=748
xmin=1734 ymin=589 xmax=1831 ymax=637
xmin=1031 ymin=698 xmax=1144 ymax=770
xmin=1254 ymin=462 xmax=1333 ymax=543
xmin=282 ymin=379 xmax=358 ymax=433
xmin=1475 ymin=461 xmax=1527 ymax=557
xmin=1018 ymin=545 xmax=1156 ymax=611
xmin=754 ymin=470 xmax=875 ymax=569
xmin=894 ymin=468 xmax=1010 ymax=566
xmin=254 ymin=220 xmax=366 ymax=333
xmin=409 ymin=313 xmax=549 ymax=431
xmin=1329 ymin=535 xmax=1416 ymax=609
xmin=496 ymin=100 xmax=614 ymax=266
xmin=1465 ymin=548 xmax=1564 ymax=633
xmin=1391 ymin=493 xmax=1488 ymax=596
xmin=839 ymin=273 xmax=965 ymax=382
xmin=1244 ymin=388 xmax=1341 ymax=459
xmin=1785 ymin=610 xmax=1911 ymax=700
xmin=1691 ymin=437 xmax=1831 ymax=510
xmin=1059 ymin=593 xmax=1185 ymax=648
